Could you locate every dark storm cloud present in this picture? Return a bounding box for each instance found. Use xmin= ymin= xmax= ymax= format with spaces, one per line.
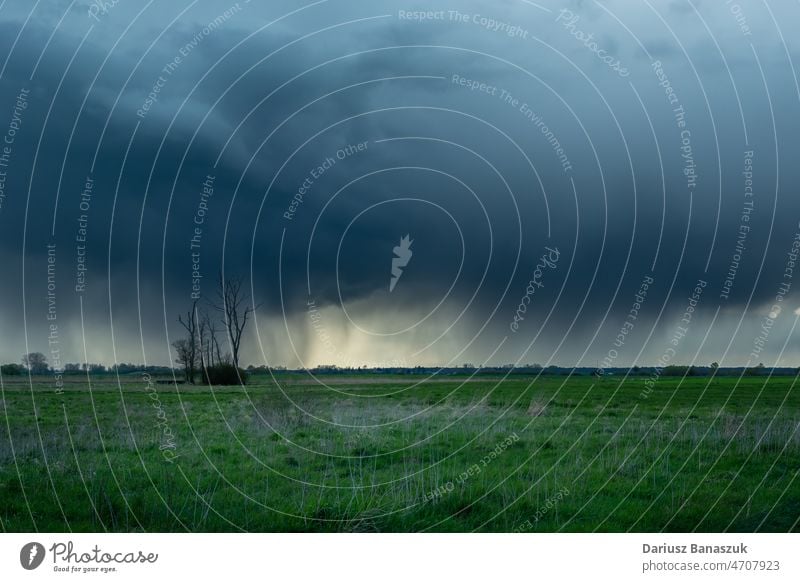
xmin=1 ymin=0 xmax=799 ymax=368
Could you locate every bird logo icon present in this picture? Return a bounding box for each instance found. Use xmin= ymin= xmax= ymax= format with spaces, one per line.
xmin=20 ymin=542 xmax=46 ymax=570
xmin=390 ymin=235 xmax=414 ymax=292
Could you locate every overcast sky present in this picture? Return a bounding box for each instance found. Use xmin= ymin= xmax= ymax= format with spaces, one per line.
xmin=0 ymin=0 xmax=799 ymax=369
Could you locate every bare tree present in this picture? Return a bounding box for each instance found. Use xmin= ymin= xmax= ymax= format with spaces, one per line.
xmin=172 ymin=339 xmax=196 ymax=383
xmin=197 ymin=308 xmax=223 ymax=370
xmin=214 ymin=274 xmax=256 ymax=369
xmin=177 ymin=300 xmax=200 ymax=383
xmin=207 ymin=313 xmax=223 ymax=366
xmin=198 ymin=309 xmax=209 ymax=372
xmin=22 ymin=352 xmax=49 ymax=375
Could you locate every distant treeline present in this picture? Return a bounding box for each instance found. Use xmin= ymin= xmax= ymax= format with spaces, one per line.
xmin=2 ymin=356 xmax=795 ymax=378
xmin=258 ymin=363 xmax=798 ymax=377
xmin=1 ymin=360 xmax=175 ymax=376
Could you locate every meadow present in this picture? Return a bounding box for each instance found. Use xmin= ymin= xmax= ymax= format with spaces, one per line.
xmin=0 ymin=373 xmax=798 ymax=532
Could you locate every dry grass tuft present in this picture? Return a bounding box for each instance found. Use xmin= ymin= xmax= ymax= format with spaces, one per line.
xmin=527 ymin=399 xmax=548 ymax=417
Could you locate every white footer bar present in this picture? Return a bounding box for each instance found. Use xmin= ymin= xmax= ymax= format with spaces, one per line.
xmin=1 ymin=534 xmax=797 ymax=581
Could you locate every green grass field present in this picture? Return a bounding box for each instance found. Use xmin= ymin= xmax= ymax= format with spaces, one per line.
xmin=1 ymin=374 xmax=798 ymax=532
